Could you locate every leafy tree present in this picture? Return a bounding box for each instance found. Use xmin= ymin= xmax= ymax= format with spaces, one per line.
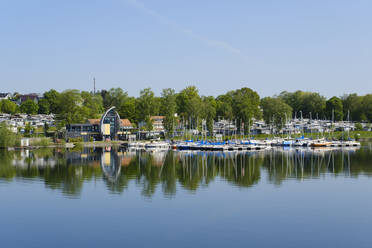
xmin=56 ymin=90 xmax=84 ymax=124
xmin=216 ymin=93 xmax=234 ymax=120
xmin=361 ymin=94 xmax=372 ymax=122
xmin=81 ymin=91 xmax=104 ymax=118
xmin=231 ymin=87 xmax=261 ymax=134
xmin=161 ymin=88 xmax=177 ymax=135
xmin=43 ymin=89 xmax=60 ymax=113
xmin=300 ymin=92 xmax=326 ymax=119
xmin=20 ymin=99 xmax=39 ymax=114
xmin=341 ymin=94 xmax=363 ymax=121
xmin=0 ymin=123 xmax=19 ymax=147
xmin=355 ymin=123 xmax=363 ymax=131
xmin=261 ymin=97 xmax=292 ymax=129
xmin=136 ymin=88 xmax=156 ymax=123
xmin=325 ymin=96 xmax=343 ymax=121
xmin=176 ymin=86 xmax=202 ymax=128
xmin=38 ymin=98 xmax=50 ymax=114
xmin=201 ymin=96 xmax=217 ymax=135
xmin=0 ymin=99 xmax=17 ymax=114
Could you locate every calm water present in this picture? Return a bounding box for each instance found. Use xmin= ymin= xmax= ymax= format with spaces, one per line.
xmin=1 ymin=145 xmax=372 ymax=247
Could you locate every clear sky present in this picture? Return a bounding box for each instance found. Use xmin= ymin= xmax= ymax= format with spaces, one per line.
xmin=1 ymin=0 xmax=371 ymax=97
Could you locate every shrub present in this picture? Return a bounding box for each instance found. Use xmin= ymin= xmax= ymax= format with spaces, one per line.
xmin=0 ymin=123 xmax=19 ymax=147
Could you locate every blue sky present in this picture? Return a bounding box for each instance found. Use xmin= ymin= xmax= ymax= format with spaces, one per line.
xmin=1 ymin=0 xmax=371 ymax=97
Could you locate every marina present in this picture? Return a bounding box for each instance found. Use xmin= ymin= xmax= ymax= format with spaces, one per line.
xmin=126 ymin=137 xmax=361 ymax=152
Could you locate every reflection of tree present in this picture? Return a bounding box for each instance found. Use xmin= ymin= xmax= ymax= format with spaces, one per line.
xmin=1 ymin=147 xmax=372 ymax=198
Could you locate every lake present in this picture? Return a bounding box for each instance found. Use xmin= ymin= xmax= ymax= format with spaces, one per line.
xmin=1 ymin=145 xmax=372 ymax=248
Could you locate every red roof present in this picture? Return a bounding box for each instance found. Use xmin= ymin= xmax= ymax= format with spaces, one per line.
xmin=121 ymin=119 xmax=132 ymax=127
xmin=87 ymin=119 xmax=100 ymax=125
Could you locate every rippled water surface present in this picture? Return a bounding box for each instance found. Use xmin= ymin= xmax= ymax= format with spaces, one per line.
xmin=1 ymin=146 xmax=372 ymax=248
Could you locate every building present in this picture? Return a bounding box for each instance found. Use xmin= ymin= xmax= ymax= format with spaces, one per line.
xmin=16 ymin=93 xmax=42 ymax=104
xmin=0 ymin=93 xmax=11 ymax=100
xmin=65 ymin=107 xmax=133 ymax=141
xmin=150 ymin=116 xmax=165 ymax=132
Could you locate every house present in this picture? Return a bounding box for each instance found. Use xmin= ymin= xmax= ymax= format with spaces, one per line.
xmin=66 ymin=107 xmax=133 ymax=141
xmin=0 ymin=93 xmax=11 ymax=100
xmin=16 ymin=93 xmax=42 ymax=104
xmin=150 ymin=116 xmax=165 ymax=132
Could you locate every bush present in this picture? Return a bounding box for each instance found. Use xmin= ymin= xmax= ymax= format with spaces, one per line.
xmin=355 ymin=123 xmax=363 ymax=131
xmin=68 ymin=137 xmax=83 ymax=143
xmin=0 ymin=123 xmax=19 ymax=147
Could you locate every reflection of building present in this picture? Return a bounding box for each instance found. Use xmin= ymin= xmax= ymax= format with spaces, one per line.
xmin=66 ymin=107 xmax=133 ymax=141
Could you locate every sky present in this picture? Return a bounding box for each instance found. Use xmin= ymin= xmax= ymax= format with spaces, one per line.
xmin=1 ymin=0 xmax=371 ymax=98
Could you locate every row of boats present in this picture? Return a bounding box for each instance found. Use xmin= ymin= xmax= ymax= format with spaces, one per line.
xmin=127 ymin=137 xmax=361 ymax=152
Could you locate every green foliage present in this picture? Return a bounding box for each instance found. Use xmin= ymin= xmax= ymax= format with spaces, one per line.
xmin=355 ymin=123 xmax=363 ymax=131
xmin=20 ymin=99 xmax=39 ymax=114
xmin=0 ymin=123 xmax=19 ymax=147
xmin=201 ymin=96 xmax=217 ymax=135
xmin=161 ymin=88 xmax=177 ymax=134
xmin=24 ymin=122 xmax=34 ymax=137
xmin=176 ymin=86 xmax=202 ymax=129
xmin=38 ymin=98 xmax=50 ymax=114
xmin=261 ymin=97 xmax=292 ymax=129
xmin=279 ymin=91 xmax=326 ymax=119
xmin=216 ymin=93 xmax=234 ymax=120
xmin=0 ymin=99 xmax=17 ymax=114
xmin=231 ymin=87 xmax=261 ymax=134
xmin=326 ymin=96 xmax=343 ymax=121
xmin=56 ymin=90 xmax=85 ymax=124
xmin=43 ymin=89 xmax=60 ymax=114
xmin=136 ymin=88 xmax=156 ymax=122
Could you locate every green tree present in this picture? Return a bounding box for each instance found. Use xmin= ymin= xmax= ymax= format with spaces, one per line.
xmin=325 ymin=96 xmax=343 ymax=121
xmin=161 ymin=88 xmax=177 ymax=135
xmin=1 ymin=99 xmax=17 ymax=114
xmin=38 ymin=98 xmax=50 ymax=114
xmin=136 ymin=88 xmax=156 ymax=123
xmin=261 ymin=97 xmax=292 ymax=129
xmin=0 ymin=123 xmax=19 ymax=147
xmin=216 ymin=93 xmax=234 ymax=120
xmin=201 ymin=96 xmax=217 ymax=135
xmin=341 ymin=93 xmax=363 ymax=121
xmin=43 ymin=89 xmax=60 ymax=113
xmin=81 ymin=91 xmax=104 ymax=118
xmin=231 ymin=87 xmax=261 ymax=134
xmin=20 ymin=99 xmax=39 ymax=114
xmin=361 ymin=94 xmax=372 ymax=122
xmin=56 ymin=90 xmax=84 ymax=124
xmin=176 ymin=86 xmax=202 ymax=128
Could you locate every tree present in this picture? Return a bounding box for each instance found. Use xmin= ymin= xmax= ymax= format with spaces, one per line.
xmin=38 ymin=98 xmax=50 ymax=114
xmin=136 ymin=88 xmax=156 ymax=123
xmin=201 ymin=96 xmax=217 ymax=135
xmin=20 ymin=99 xmax=39 ymax=114
xmin=341 ymin=93 xmax=363 ymax=121
xmin=0 ymin=123 xmax=18 ymax=147
xmin=300 ymin=92 xmax=326 ymax=119
xmin=161 ymin=88 xmax=177 ymax=135
xmin=216 ymin=93 xmax=234 ymax=120
xmin=81 ymin=91 xmax=104 ymax=118
xmin=56 ymin=90 xmax=84 ymax=124
xmin=0 ymin=99 xmax=17 ymax=114
xmin=325 ymin=96 xmax=343 ymax=121
xmin=261 ymin=97 xmax=292 ymax=129
xmin=176 ymin=86 xmax=202 ymax=128
xmin=361 ymin=94 xmax=372 ymax=122
xmin=43 ymin=89 xmax=60 ymax=113
xmin=231 ymin=88 xmax=261 ymax=134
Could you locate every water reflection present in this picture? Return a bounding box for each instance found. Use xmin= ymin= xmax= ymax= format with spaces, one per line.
xmin=0 ymin=146 xmax=371 ymax=197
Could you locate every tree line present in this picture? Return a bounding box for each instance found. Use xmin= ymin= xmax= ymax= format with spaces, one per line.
xmin=1 ymin=87 xmax=372 ymax=132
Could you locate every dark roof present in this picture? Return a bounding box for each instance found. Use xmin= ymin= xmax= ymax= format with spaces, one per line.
xmin=0 ymin=93 xmax=10 ymax=98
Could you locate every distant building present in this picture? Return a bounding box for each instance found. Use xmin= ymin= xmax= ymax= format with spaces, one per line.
xmin=17 ymin=93 xmax=42 ymax=104
xmin=0 ymin=93 xmax=11 ymax=100
xmin=65 ymin=107 xmax=133 ymax=141
xmin=150 ymin=116 xmax=165 ymax=132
